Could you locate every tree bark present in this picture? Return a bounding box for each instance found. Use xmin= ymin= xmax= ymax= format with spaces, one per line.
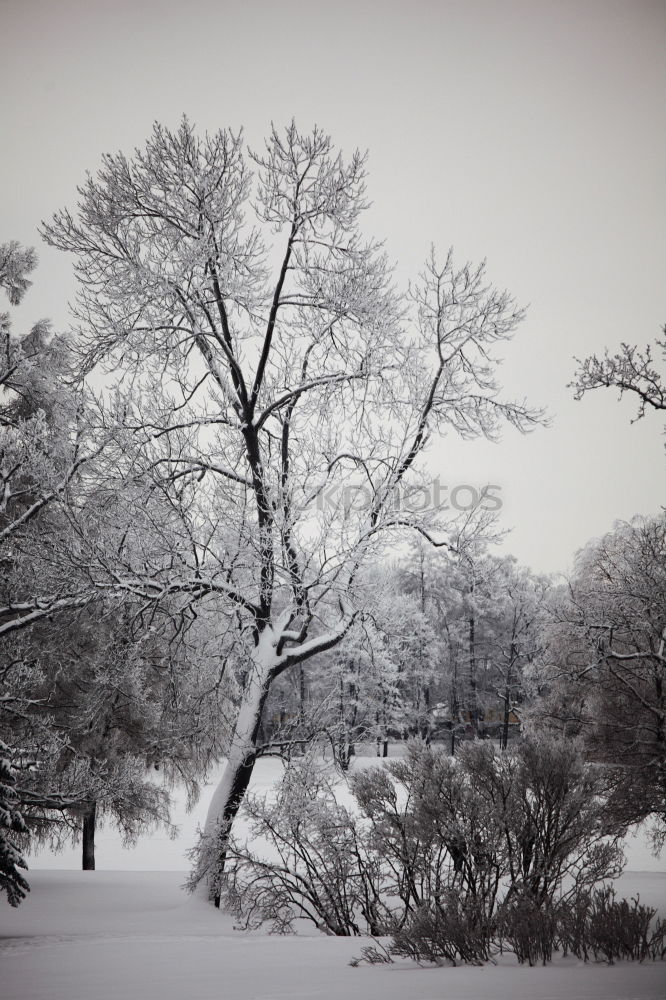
xmin=468 ymin=577 xmax=479 ymax=738
xmin=198 ymin=630 xmax=275 ymax=904
xmin=417 ymin=550 xmax=431 ymax=743
xmin=501 ymin=687 xmax=510 ymax=751
xmin=501 ymin=640 xmax=518 ymax=750
xmin=196 ymin=613 xmax=357 ymax=905
xmin=420 ymin=683 xmax=431 ymax=742
xmin=82 ymin=801 xmax=96 ymax=870
xmin=298 ymin=661 xmax=306 ymax=723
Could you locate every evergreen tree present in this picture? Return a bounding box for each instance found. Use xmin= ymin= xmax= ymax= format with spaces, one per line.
xmin=0 ymin=741 xmax=29 ymax=907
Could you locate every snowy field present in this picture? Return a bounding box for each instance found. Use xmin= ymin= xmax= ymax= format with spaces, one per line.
xmin=2 ymin=756 xmax=665 ymax=1000
xmin=21 ymin=753 xmax=666 ymax=874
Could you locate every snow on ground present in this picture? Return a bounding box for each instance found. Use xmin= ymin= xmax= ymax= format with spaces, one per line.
xmin=2 ymin=869 xmax=665 ymax=1000
xmin=2 ymin=755 xmax=664 ymax=1000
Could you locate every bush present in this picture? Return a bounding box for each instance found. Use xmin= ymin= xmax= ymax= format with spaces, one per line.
xmin=221 ymin=757 xmax=391 ymax=936
xmin=218 ymin=738 xmax=664 ymax=971
xmin=558 ymin=887 xmax=666 ymax=964
xmin=351 ymin=741 xmax=507 ymax=926
xmin=460 ymin=736 xmax=625 ymax=905
xmin=391 ymin=892 xmax=495 ymax=966
xmin=496 ymin=891 xmax=559 ymax=966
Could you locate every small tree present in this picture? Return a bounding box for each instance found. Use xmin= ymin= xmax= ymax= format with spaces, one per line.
xmin=481 ymin=557 xmax=549 ymax=748
xmin=4 ymin=596 xmax=234 ymax=870
xmin=219 ymin=756 xmax=382 ymax=936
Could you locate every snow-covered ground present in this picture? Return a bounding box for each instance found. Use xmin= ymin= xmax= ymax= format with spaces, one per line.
xmin=2 ymin=756 xmax=664 ymax=1000
xmin=2 ymin=868 xmax=666 ymax=1000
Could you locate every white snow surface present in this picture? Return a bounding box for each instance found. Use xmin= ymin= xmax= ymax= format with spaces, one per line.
xmin=2 ymin=868 xmax=665 ymax=1000
xmin=2 ymin=755 xmax=664 ymax=1000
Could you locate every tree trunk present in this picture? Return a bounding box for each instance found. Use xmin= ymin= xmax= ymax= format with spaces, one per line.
xmin=298 ymin=661 xmax=306 ymax=723
xmin=450 ymin=657 xmax=459 ymax=755
xmin=198 ymin=630 xmax=275 ymax=905
xmin=501 ymin=640 xmax=517 ymax=751
xmin=82 ymin=801 xmax=96 ymax=871
xmin=420 ymin=683 xmax=431 ymax=742
xmin=653 ymin=634 xmax=665 ymax=807
xmin=468 ymin=588 xmax=479 ymax=738
xmin=501 ymin=687 xmax=510 ymax=750
xmin=417 ymin=550 xmax=431 ymax=744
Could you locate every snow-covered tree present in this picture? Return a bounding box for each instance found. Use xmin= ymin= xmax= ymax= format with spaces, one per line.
xmin=0 ymin=240 xmax=103 ymax=639
xmin=571 ymin=328 xmax=666 ymax=442
xmin=480 ymin=556 xmax=549 ymax=748
xmin=530 ymin=514 xmax=666 ymax=845
xmin=43 ymin=119 xmax=544 ymax=901
xmin=0 ymin=241 xmax=98 ymax=895
xmin=0 ymin=241 xmax=197 ymax=872
xmin=0 ymin=741 xmax=29 ymax=907
xmin=3 ymin=592 xmax=235 ymax=869
xmin=0 ymin=242 xmax=37 ymax=306
xmin=333 ymin=572 xmax=436 ymax=759
xmin=399 ymin=540 xmax=549 ymax=750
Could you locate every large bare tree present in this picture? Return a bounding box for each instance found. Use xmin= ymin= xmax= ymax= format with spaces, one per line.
xmin=43 ymin=119 xmax=543 ymax=900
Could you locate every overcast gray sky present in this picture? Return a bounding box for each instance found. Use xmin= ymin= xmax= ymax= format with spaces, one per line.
xmin=2 ymin=0 xmax=664 ymax=575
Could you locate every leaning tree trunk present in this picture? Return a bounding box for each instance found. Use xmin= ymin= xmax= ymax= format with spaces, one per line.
xmin=198 ymin=631 xmax=276 ymax=906
xmin=82 ymin=801 xmax=96 ymax=871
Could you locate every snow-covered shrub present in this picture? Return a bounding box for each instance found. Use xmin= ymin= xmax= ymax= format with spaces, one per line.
xmin=558 ymin=887 xmax=666 ymax=964
xmin=496 ymin=891 xmax=559 ymax=966
xmin=390 ymin=892 xmax=495 ymax=966
xmin=355 ymin=738 xmax=625 ymax=964
xmin=218 ymin=738 xmax=664 ymax=971
xmin=221 ymin=757 xmax=390 ymax=936
xmin=351 ymin=741 xmax=506 ymax=944
xmin=460 ymin=736 xmax=625 ymax=905
xmin=378 ymin=739 xmax=622 ymax=965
